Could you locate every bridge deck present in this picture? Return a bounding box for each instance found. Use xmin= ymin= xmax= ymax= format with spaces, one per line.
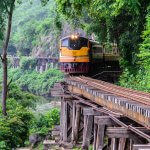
xmin=52 ymin=76 xmax=150 ymax=149
xmin=65 ymin=76 xmax=150 ymax=129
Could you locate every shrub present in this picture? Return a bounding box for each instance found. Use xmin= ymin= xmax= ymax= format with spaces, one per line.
xmin=30 ymin=108 xmax=60 ymax=136
xmin=7 ymin=68 xmax=64 ymax=95
xmin=0 ymin=99 xmax=33 ymax=149
xmin=8 ymin=83 xmax=38 ymax=109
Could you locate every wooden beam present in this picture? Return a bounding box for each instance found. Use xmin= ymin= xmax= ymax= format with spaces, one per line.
xmin=106 ymin=127 xmax=150 ymax=139
xmin=83 ymin=107 xmax=103 ymax=116
xmin=133 ymin=144 xmax=150 ymax=150
xmin=95 ymin=116 xmax=114 ymax=125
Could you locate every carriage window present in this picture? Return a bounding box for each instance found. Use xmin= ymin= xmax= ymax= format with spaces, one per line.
xmin=61 ymin=39 xmax=69 ymax=47
xmin=80 ymin=38 xmax=88 ymax=47
xmin=92 ymin=46 xmax=103 ymax=53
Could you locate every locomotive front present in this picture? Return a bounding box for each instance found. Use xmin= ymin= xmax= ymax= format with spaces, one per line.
xmin=59 ymin=35 xmax=90 ymax=73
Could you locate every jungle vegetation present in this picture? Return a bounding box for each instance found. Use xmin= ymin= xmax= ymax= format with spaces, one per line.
xmin=0 ymin=0 xmax=62 ymax=148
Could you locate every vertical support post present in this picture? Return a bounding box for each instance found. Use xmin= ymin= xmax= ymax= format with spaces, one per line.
xmin=96 ymin=125 xmax=105 ymax=150
xmin=60 ymin=97 xmax=64 ymax=141
xmin=62 ymin=100 xmax=68 ymax=142
xmin=71 ymin=101 xmax=76 ymax=144
xmin=93 ymin=124 xmax=98 ymax=150
xmin=130 ymin=139 xmax=133 ymax=150
xmin=111 ymin=138 xmax=118 ymax=150
xmin=118 ymin=138 xmax=126 ymax=150
xmin=82 ymin=115 xmax=94 ymax=150
xmin=74 ymin=106 xmax=81 ymax=144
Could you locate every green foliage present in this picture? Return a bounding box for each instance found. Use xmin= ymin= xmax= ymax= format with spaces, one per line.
xmin=8 ymin=83 xmax=38 ymax=108
xmin=119 ymin=6 xmax=150 ymax=92
xmin=0 ymin=99 xmax=33 ymax=149
xmin=0 ymin=141 xmax=8 ymax=150
xmin=7 ymin=68 xmax=64 ymax=95
xmin=30 ymin=108 xmax=60 ymax=136
xmin=119 ymin=68 xmax=150 ymax=92
xmin=138 ymin=6 xmax=150 ymax=69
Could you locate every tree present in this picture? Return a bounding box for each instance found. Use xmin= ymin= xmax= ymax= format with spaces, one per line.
xmin=138 ymin=6 xmax=150 ymax=69
xmin=0 ymin=0 xmax=55 ymax=116
xmin=0 ymin=0 xmax=16 ymax=116
xmin=55 ymin=0 xmax=150 ymax=68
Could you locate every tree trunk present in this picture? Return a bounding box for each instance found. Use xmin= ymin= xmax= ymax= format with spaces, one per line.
xmin=1 ymin=1 xmax=15 ymax=116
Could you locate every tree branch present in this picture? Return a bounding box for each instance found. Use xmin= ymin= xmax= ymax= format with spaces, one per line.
xmin=7 ymin=78 xmax=13 ymax=90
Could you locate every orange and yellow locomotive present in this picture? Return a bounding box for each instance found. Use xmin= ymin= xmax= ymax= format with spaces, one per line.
xmin=59 ymin=35 xmax=120 ymax=74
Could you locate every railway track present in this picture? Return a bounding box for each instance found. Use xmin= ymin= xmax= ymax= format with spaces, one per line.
xmin=53 ymin=75 xmax=150 ymax=148
xmin=69 ymin=76 xmax=150 ymax=106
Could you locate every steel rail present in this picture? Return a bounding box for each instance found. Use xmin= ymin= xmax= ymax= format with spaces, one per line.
xmin=69 ymin=76 xmax=150 ymax=106
xmin=81 ymin=76 xmax=150 ymax=97
xmin=75 ymin=76 xmax=150 ymax=98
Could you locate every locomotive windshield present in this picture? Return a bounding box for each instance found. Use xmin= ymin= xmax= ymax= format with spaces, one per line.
xmin=61 ymin=37 xmax=88 ymax=50
xmin=70 ymin=37 xmax=88 ymax=50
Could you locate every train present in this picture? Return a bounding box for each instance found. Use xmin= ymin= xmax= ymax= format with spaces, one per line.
xmin=59 ymin=35 xmax=120 ymax=74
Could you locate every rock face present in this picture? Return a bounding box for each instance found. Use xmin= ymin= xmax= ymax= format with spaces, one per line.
xmin=29 ymin=134 xmax=42 ymax=147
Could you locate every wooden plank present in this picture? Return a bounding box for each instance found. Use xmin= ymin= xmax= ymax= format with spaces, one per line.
xmin=133 ymin=144 xmax=150 ymax=150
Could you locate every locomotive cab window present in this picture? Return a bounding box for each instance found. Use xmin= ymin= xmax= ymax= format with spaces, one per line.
xmin=61 ymin=38 xmax=69 ymax=47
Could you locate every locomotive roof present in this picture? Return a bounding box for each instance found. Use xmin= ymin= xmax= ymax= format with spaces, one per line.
xmin=60 ymin=35 xmax=89 ymax=40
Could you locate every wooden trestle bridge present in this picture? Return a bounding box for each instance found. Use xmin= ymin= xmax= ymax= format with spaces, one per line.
xmin=51 ymin=76 xmax=150 ymax=150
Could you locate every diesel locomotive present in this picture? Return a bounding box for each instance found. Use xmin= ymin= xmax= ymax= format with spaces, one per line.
xmin=59 ymin=35 xmax=120 ymax=74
